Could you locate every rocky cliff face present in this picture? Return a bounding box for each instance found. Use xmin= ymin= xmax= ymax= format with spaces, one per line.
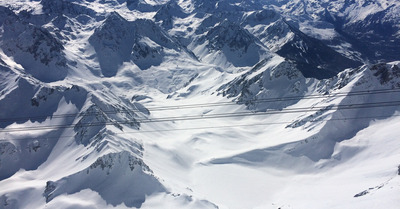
xmin=0 ymin=1 xmax=399 ymax=209
xmin=0 ymin=6 xmax=68 ymax=82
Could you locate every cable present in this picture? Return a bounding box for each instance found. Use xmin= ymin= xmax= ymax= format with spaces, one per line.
xmin=1 ymin=88 xmax=400 ymax=124
xmin=1 ymin=100 xmax=400 ymax=133
xmin=4 ymin=113 xmax=400 ymax=141
xmin=146 ymin=88 xmax=400 ymax=110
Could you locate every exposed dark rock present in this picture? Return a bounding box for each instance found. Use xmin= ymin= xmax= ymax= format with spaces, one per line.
xmin=370 ymin=63 xmax=400 ymax=85
xmin=43 ymin=181 xmax=57 ymax=202
xmin=41 ymin=0 xmax=95 ymax=16
xmin=276 ymin=21 xmax=362 ymax=79
xmin=354 ymin=190 xmax=369 ymax=197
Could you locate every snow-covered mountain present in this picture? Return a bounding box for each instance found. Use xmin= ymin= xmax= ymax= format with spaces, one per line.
xmin=0 ymin=0 xmax=399 ymax=209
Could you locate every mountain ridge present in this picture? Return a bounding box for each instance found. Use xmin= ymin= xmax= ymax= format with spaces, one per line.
xmin=0 ymin=0 xmax=399 ymax=208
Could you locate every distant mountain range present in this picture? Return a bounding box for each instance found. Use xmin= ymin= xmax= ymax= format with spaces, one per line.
xmin=0 ymin=1 xmax=399 ymax=208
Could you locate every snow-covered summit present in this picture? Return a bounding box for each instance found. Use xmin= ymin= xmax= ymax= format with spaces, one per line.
xmin=154 ymin=1 xmax=188 ymax=29
xmin=0 ymin=0 xmax=399 ymax=208
xmin=0 ymin=6 xmax=68 ymax=82
xmin=89 ymin=11 xmax=193 ymax=75
xmin=195 ymin=20 xmax=270 ymax=67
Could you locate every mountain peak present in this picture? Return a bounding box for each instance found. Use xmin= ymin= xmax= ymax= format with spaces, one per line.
xmin=40 ymin=0 xmax=95 ymax=16
xmin=1 ymin=1 xmax=399 ymax=209
xmin=206 ymin=20 xmax=256 ymax=51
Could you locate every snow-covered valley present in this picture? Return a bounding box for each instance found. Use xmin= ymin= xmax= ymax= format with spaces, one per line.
xmin=0 ymin=0 xmax=399 ymax=208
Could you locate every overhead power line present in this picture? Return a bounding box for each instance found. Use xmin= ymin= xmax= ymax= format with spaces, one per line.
xmin=147 ymin=88 xmax=400 ymax=110
xmin=1 ymin=100 xmax=400 ymax=133
xmin=1 ymin=88 xmax=400 ymax=124
xmin=4 ymin=113 xmax=400 ymax=141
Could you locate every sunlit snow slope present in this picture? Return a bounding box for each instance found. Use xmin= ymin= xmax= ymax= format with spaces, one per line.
xmin=0 ymin=0 xmax=399 ymax=209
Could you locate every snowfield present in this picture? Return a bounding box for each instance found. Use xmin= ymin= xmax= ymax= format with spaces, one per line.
xmin=0 ymin=0 xmax=399 ymax=209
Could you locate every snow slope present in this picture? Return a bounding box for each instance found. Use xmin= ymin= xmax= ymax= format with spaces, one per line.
xmin=0 ymin=0 xmax=400 ymax=208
